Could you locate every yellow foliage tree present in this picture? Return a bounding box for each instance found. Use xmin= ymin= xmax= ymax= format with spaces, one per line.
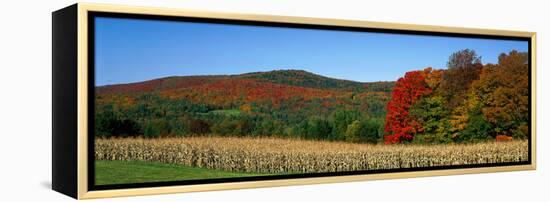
xmin=468 ymin=51 xmax=529 ymax=137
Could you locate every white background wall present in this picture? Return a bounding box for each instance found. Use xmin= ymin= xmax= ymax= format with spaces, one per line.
xmin=0 ymin=0 xmax=547 ymax=201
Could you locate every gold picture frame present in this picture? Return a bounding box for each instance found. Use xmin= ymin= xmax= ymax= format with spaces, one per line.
xmin=52 ymin=3 xmax=536 ymax=199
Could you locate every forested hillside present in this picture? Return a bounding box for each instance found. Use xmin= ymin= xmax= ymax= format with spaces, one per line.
xmin=95 ymin=70 xmax=394 ymax=143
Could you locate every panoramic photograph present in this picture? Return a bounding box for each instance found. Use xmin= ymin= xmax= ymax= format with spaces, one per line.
xmin=93 ymin=16 xmax=530 ymax=186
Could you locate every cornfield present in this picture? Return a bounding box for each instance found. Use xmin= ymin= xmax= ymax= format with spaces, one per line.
xmin=95 ymin=137 xmax=528 ymax=173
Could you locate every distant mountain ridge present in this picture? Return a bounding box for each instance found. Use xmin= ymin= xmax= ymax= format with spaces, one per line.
xmin=96 ymin=69 xmax=395 ymax=95
xmin=238 ymin=69 xmax=367 ymax=91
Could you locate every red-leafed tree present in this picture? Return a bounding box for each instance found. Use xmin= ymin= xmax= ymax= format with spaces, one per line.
xmin=384 ymin=70 xmax=431 ymax=144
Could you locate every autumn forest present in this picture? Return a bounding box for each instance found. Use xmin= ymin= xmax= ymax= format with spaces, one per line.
xmin=95 ymin=49 xmax=529 ymax=145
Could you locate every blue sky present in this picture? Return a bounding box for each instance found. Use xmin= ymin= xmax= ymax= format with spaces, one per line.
xmin=95 ymin=17 xmax=528 ymax=86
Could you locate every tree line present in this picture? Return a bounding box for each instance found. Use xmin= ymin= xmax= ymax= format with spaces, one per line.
xmin=384 ymin=49 xmax=529 ymax=144
xmin=96 ymin=104 xmax=385 ymax=143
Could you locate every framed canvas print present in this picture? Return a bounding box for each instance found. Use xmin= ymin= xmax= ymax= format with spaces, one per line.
xmin=52 ymin=3 xmax=536 ymax=199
